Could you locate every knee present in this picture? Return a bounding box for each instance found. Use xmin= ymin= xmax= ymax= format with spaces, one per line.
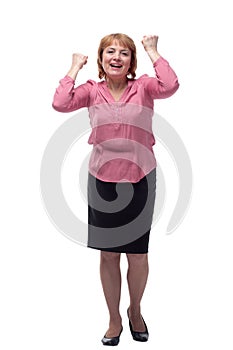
xmin=101 ymin=251 xmax=121 ymax=263
xmin=126 ymin=253 xmax=148 ymax=266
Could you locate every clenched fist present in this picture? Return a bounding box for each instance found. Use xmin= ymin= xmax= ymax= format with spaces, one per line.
xmin=71 ymin=53 xmax=88 ymax=70
xmin=67 ymin=53 xmax=88 ymax=80
xmin=141 ymin=35 xmax=158 ymax=52
xmin=141 ymin=35 xmax=160 ymax=63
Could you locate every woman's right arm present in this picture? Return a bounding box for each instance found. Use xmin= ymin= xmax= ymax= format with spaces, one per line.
xmin=67 ymin=53 xmax=88 ymax=80
xmin=52 ymin=53 xmax=90 ymax=112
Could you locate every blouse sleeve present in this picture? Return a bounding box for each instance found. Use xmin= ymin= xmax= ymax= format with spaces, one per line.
xmin=52 ymin=75 xmax=94 ymax=112
xmin=142 ymin=56 xmax=179 ymax=99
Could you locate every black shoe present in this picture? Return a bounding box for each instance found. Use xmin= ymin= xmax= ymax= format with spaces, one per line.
xmin=127 ymin=309 xmax=149 ymax=342
xmin=101 ymin=327 xmax=123 ymax=346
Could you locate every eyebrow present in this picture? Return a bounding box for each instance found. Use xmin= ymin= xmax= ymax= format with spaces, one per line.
xmin=107 ymin=47 xmax=130 ymax=52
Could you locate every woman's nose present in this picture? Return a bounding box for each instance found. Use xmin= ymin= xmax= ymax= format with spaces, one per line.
xmin=113 ymin=51 xmax=120 ymax=60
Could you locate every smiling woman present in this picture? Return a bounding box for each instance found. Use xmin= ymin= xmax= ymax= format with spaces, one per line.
xmin=100 ymin=42 xmax=131 ymax=101
xmin=52 ymin=32 xmax=179 ymax=346
xmin=97 ymin=33 xmax=137 ymax=80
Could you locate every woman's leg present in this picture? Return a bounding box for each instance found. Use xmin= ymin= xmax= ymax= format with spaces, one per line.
xmin=100 ymin=251 xmax=122 ymax=337
xmin=126 ymin=253 xmax=149 ymax=332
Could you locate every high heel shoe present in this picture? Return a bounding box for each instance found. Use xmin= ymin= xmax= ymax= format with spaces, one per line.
xmin=127 ymin=308 xmax=149 ymax=342
xmin=101 ymin=327 xmax=123 ymax=346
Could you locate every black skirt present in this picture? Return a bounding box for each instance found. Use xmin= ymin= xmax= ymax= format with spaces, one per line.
xmin=88 ymin=168 xmax=156 ymax=254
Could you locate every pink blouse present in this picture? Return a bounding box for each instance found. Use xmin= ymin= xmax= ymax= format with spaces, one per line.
xmin=52 ymin=56 xmax=179 ymax=183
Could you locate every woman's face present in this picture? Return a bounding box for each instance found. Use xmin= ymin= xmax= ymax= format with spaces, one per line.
xmin=101 ymin=40 xmax=132 ymax=80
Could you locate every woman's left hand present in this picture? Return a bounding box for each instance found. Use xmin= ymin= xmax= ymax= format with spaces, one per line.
xmin=141 ymin=35 xmax=160 ymax=63
xmin=141 ymin=35 xmax=158 ymax=52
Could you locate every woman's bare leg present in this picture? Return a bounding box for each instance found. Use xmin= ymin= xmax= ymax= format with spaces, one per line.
xmin=126 ymin=253 xmax=149 ymax=331
xmin=100 ymin=251 xmax=122 ymax=337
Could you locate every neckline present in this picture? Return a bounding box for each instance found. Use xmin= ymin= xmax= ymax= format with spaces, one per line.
xmin=102 ymin=80 xmax=131 ymax=102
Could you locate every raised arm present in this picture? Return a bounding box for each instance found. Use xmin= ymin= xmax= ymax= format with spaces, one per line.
xmin=141 ymin=35 xmax=179 ymax=99
xmin=141 ymin=35 xmax=161 ymax=63
xmin=67 ymin=53 xmax=88 ymax=80
xmin=52 ymin=53 xmax=91 ymax=112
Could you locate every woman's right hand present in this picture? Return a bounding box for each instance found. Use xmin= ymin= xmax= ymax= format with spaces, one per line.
xmin=71 ymin=53 xmax=88 ymax=70
xmin=67 ymin=53 xmax=88 ymax=80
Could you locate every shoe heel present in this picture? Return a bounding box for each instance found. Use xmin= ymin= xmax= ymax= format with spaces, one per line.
xmin=127 ymin=309 xmax=149 ymax=342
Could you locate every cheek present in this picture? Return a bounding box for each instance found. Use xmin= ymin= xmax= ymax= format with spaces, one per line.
xmin=126 ymin=55 xmax=132 ymax=65
xmin=101 ymin=53 xmax=108 ymax=64
xmin=125 ymin=58 xmax=131 ymax=69
xmin=101 ymin=57 xmax=109 ymax=70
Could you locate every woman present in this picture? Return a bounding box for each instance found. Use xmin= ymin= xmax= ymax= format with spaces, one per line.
xmin=52 ymin=33 xmax=179 ymax=345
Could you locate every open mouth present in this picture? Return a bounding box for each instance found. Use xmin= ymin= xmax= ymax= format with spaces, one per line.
xmin=110 ymin=63 xmax=123 ymax=68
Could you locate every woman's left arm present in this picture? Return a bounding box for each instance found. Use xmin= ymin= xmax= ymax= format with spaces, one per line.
xmin=142 ymin=35 xmax=179 ymax=99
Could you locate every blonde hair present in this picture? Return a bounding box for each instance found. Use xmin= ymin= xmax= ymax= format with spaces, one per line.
xmin=97 ymin=33 xmax=137 ymax=80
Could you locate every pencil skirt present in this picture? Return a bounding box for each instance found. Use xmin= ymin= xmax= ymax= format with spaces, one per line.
xmin=87 ymin=168 xmax=156 ymax=254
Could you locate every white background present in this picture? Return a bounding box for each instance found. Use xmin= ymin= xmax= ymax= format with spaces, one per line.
xmin=1 ymin=0 xmax=233 ymax=349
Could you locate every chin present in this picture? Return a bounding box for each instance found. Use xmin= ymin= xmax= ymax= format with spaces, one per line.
xmin=107 ymin=72 xmax=126 ymax=79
